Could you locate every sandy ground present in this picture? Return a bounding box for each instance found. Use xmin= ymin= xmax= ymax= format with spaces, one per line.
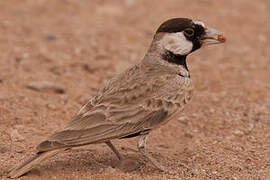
xmin=0 ymin=0 xmax=270 ymax=179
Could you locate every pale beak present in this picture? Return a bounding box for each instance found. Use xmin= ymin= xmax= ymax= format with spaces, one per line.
xmin=201 ymin=27 xmax=226 ymax=46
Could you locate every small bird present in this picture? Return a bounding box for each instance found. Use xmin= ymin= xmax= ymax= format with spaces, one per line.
xmin=8 ymin=18 xmax=225 ymax=178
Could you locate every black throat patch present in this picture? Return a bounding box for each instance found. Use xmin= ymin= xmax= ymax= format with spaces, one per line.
xmin=162 ymin=50 xmax=189 ymax=71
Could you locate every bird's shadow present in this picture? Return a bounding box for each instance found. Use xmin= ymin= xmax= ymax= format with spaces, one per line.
xmin=6 ymin=147 xmax=172 ymax=178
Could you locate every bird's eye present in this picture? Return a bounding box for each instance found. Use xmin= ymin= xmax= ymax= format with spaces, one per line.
xmin=184 ymin=28 xmax=194 ymax=37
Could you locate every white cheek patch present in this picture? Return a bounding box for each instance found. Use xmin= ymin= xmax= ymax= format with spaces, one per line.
xmin=162 ymin=32 xmax=193 ymax=56
xmin=192 ymin=20 xmax=205 ymax=28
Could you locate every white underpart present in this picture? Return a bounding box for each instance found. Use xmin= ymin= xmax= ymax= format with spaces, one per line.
xmin=192 ymin=20 xmax=205 ymax=28
xmin=162 ymin=32 xmax=193 ymax=56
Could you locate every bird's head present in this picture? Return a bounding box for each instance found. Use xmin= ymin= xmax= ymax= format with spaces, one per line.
xmin=149 ymin=18 xmax=225 ymax=61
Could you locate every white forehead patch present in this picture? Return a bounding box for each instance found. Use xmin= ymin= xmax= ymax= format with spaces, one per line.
xmin=162 ymin=32 xmax=193 ymax=56
xmin=192 ymin=20 xmax=205 ymax=28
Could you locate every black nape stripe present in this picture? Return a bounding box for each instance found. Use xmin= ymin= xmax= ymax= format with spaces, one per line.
xmin=162 ymin=50 xmax=189 ymax=71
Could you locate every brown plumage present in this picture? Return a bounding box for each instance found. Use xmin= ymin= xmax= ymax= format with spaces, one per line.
xmin=8 ymin=18 xmax=225 ymax=178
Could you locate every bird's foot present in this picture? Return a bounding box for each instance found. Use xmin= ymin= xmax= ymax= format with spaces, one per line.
xmin=140 ymin=152 xmax=166 ymax=172
xmin=112 ymin=158 xmax=142 ymax=172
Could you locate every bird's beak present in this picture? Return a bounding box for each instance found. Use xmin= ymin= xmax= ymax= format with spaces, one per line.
xmin=201 ymin=27 xmax=226 ymax=46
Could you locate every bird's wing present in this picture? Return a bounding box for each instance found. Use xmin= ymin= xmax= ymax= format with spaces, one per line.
xmin=37 ymin=66 xmax=188 ymax=152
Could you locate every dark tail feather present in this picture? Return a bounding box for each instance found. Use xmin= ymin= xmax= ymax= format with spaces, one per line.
xmin=8 ymin=149 xmax=62 ymax=178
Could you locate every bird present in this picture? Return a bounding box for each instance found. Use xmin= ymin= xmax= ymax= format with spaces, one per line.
xmin=8 ymin=18 xmax=225 ymax=178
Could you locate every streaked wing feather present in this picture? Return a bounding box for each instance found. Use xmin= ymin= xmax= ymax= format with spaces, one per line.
xmin=37 ymin=105 xmax=168 ymax=152
xmin=37 ymin=66 xmax=188 ymax=152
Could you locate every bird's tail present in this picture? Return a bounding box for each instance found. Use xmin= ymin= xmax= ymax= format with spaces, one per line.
xmin=8 ymin=149 xmax=62 ymax=179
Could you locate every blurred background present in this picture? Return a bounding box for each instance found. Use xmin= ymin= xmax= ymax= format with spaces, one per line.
xmin=0 ymin=0 xmax=269 ymax=179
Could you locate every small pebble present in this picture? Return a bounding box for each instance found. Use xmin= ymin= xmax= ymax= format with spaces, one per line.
xmin=27 ymin=81 xmax=65 ymax=94
xmin=15 ymin=53 xmax=29 ymax=62
xmin=124 ymin=0 xmax=134 ymax=5
xmin=156 ymin=144 xmax=169 ymax=149
xmin=46 ymin=34 xmax=57 ymax=41
xmin=0 ymin=147 xmax=8 ymax=153
xmin=16 ymin=149 xmax=24 ymax=153
xmin=47 ymin=103 xmax=57 ymax=110
xmin=184 ymin=133 xmax=193 ymax=138
xmin=10 ymin=129 xmax=24 ymax=141
xmin=233 ymin=130 xmax=244 ymax=137
xmin=15 ymin=57 xmax=23 ymax=62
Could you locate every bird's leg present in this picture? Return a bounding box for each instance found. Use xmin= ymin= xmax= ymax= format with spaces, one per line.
xmin=106 ymin=140 xmax=141 ymax=172
xmin=137 ymin=134 xmax=165 ymax=171
xmin=105 ymin=141 xmax=124 ymax=160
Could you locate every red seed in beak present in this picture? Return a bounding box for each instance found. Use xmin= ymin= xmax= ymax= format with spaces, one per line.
xmin=218 ymin=35 xmax=226 ymax=43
